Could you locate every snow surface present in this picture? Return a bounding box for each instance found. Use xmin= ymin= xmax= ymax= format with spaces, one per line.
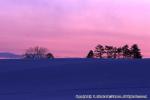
xmin=0 ymin=59 xmax=150 ymax=100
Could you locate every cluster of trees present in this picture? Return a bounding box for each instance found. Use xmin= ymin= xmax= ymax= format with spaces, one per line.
xmin=24 ymin=44 xmax=142 ymax=59
xmin=87 ymin=44 xmax=142 ymax=59
xmin=24 ymin=46 xmax=54 ymax=59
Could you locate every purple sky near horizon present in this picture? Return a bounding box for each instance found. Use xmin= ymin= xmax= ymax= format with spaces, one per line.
xmin=0 ymin=0 xmax=150 ymax=57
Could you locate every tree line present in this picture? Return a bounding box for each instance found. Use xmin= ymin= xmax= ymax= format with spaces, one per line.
xmin=24 ymin=44 xmax=142 ymax=59
xmin=24 ymin=46 xmax=54 ymax=59
xmin=87 ymin=44 xmax=142 ymax=59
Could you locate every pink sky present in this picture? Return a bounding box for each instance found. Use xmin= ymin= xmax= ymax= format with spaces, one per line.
xmin=0 ymin=0 xmax=150 ymax=57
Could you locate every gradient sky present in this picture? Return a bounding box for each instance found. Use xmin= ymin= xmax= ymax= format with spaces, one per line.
xmin=0 ymin=0 xmax=150 ymax=57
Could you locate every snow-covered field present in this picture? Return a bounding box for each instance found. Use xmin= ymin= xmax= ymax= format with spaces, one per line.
xmin=0 ymin=59 xmax=150 ymax=100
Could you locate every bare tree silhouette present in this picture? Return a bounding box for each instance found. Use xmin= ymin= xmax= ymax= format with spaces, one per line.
xmin=24 ymin=46 xmax=49 ymax=59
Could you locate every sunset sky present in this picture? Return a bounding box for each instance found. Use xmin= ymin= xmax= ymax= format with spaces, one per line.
xmin=0 ymin=0 xmax=150 ymax=57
